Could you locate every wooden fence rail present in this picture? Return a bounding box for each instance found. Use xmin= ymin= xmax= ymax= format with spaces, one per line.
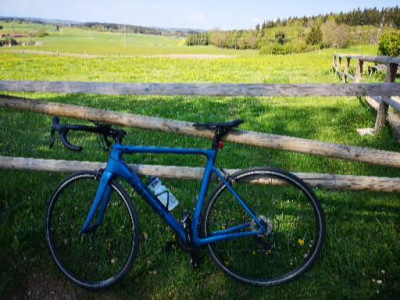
xmin=2 ymin=95 xmax=400 ymax=168
xmin=332 ymin=53 xmax=400 ymax=133
xmin=1 ymin=80 xmax=400 ymax=97
xmin=2 ymin=156 xmax=400 ymax=192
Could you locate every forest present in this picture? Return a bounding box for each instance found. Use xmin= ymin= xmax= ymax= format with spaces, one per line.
xmin=186 ymin=7 xmax=400 ymax=54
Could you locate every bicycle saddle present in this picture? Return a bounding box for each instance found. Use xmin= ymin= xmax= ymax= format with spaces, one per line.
xmin=193 ymin=119 xmax=244 ymax=130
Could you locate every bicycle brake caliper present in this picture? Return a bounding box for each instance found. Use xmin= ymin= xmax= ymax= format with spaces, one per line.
xmin=219 ymin=167 xmax=235 ymax=185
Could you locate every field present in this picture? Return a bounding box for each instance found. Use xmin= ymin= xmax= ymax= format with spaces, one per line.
xmin=0 ymin=24 xmax=399 ymax=299
xmin=0 ymin=22 xmax=256 ymax=56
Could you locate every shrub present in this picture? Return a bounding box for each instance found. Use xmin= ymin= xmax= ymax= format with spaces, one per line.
xmin=291 ymin=40 xmax=307 ymax=53
xmin=321 ymin=21 xmax=350 ymax=48
xmin=0 ymin=37 xmax=18 ymax=46
xmin=259 ymin=44 xmax=275 ymax=55
xmin=22 ymin=40 xmax=36 ymax=46
xmin=274 ymin=31 xmax=286 ymax=45
xmin=282 ymin=43 xmax=293 ymax=54
xmin=306 ymin=26 xmax=322 ymax=45
xmin=37 ymin=28 xmax=48 ymax=38
xmin=378 ymin=32 xmax=400 ymax=57
xmin=260 ymin=43 xmax=291 ymax=55
xmin=305 ymin=44 xmax=320 ymax=52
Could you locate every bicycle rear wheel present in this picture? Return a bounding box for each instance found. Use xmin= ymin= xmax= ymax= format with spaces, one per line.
xmin=202 ymin=168 xmax=325 ymax=286
xmin=46 ymin=171 xmax=140 ymax=289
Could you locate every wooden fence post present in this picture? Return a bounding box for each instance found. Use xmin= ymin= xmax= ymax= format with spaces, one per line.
xmin=337 ymin=57 xmax=342 ymax=77
xmin=332 ymin=55 xmax=337 ymax=73
xmin=374 ymin=63 xmax=399 ymax=131
xmin=343 ymin=57 xmax=351 ymax=83
xmin=355 ymin=60 xmax=364 ymax=83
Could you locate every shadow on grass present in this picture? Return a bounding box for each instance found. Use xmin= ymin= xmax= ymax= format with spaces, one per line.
xmin=1 ymin=93 xmax=400 ymax=298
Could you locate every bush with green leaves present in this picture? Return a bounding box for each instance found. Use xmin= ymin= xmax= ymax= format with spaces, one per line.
xmin=291 ymin=39 xmax=307 ymax=53
xmin=321 ymin=21 xmax=351 ymax=48
xmin=274 ymin=31 xmax=286 ymax=45
xmin=0 ymin=37 xmax=18 ymax=46
xmin=306 ymin=26 xmax=322 ymax=45
xmin=260 ymin=43 xmax=291 ymax=55
xmin=378 ymin=31 xmax=400 ymax=57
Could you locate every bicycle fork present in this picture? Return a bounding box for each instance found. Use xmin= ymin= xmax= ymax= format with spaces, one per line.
xmin=81 ymin=169 xmax=113 ymax=234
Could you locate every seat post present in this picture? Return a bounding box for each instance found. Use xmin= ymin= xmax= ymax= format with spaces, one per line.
xmin=211 ymin=128 xmax=229 ymax=150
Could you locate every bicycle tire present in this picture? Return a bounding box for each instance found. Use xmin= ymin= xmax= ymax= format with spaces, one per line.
xmin=202 ymin=167 xmax=325 ymax=286
xmin=46 ymin=171 xmax=140 ymax=289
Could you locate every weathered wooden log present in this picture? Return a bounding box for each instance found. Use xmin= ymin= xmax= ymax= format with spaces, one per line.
xmin=365 ymin=96 xmax=400 ymax=138
xmin=1 ymin=156 xmax=400 ymax=192
xmin=2 ymin=95 xmax=400 ymax=167
xmin=383 ymin=97 xmax=400 ymax=113
xmin=335 ymin=54 xmax=400 ymax=65
xmin=343 ymin=57 xmax=351 ymax=83
xmin=355 ymin=60 xmax=364 ymax=83
xmin=1 ymin=80 xmax=400 ymax=97
xmin=374 ymin=63 xmax=399 ymax=131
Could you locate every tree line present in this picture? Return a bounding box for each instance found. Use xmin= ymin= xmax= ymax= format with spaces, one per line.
xmin=186 ymin=6 xmax=400 ymax=53
xmin=0 ymin=17 xmax=199 ymax=38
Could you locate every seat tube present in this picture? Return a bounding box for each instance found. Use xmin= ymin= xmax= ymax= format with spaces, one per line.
xmin=192 ymin=151 xmax=216 ymax=244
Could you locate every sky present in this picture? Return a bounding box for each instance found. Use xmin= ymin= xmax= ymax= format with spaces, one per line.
xmin=0 ymin=0 xmax=398 ymax=30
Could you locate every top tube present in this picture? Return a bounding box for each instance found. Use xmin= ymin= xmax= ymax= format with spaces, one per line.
xmin=111 ymin=144 xmax=218 ymax=161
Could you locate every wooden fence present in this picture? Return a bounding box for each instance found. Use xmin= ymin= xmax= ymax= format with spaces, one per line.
xmin=1 ymin=80 xmax=400 ymax=192
xmin=332 ymin=53 xmax=400 ymax=132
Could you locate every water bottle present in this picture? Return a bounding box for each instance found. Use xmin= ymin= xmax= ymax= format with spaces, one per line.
xmin=147 ymin=177 xmax=179 ymax=211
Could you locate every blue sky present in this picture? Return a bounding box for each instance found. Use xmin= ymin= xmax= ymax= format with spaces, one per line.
xmin=0 ymin=0 xmax=398 ymax=30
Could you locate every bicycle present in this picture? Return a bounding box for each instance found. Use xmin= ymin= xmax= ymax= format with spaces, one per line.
xmin=46 ymin=117 xmax=325 ymax=289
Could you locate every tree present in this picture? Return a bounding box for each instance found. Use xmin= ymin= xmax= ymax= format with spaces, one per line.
xmin=378 ymin=31 xmax=400 ymax=56
xmin=321 ymin=21 xmax=350 ymax=48
xmin=306 ymin=26 xmax=322 ymax=45
xmin=275 ymin=31 xmax=286 ymax=45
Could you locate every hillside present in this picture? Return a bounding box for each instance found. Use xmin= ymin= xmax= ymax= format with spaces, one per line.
xmin=186 ymin=7 xmax=400 ymax=54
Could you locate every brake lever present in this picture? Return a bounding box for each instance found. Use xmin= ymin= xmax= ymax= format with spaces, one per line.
xmin=49 ymin=127 xmax=56 ymax=149
xmin=49 ymin=117 xmax=59 ymax=149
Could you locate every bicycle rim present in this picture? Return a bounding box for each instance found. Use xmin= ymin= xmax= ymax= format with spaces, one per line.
xmin=202 ymin=168 xmax=325 ymax=286
xmin=46 ymin=172 xmax=139 ymax=289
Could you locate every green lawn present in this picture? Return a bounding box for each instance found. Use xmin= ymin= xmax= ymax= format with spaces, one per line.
xmin=0 ymin=28 xmax=399 ymax=298
xmin=0 ymin=23 xmax=255 ymax=56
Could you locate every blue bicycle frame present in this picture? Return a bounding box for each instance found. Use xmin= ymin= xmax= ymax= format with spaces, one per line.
xmin=81 ymin=143 xmax=266 ymax=247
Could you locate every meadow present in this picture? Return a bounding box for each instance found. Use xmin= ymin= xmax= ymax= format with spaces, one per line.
xmin=0 ymin=22 xmax=255 ymax=56
xmin=0 ymin=24 xmax=399 ymax=299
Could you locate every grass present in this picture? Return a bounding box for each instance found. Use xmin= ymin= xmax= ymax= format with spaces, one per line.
xmin=0 ymin=26 xmax=399 ymax=298
xmin=0 ymin=45 xmax=382 ymax=84
xmin=0 ymin=22 xmax=255 ymax=56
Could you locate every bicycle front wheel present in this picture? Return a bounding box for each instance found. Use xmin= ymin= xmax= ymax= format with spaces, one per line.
xmin=46 ymin=172 xmax=140 ymax=289
xmin=202 ymin=168 xmax=325 ymax=286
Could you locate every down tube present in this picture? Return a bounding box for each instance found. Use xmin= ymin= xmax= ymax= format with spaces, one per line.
xmin=110 ymin=158 xmax=188 ymax=244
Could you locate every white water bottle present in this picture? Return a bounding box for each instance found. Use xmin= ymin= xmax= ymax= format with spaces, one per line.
xmin=147 ymin=177 xmax=179 ymax=211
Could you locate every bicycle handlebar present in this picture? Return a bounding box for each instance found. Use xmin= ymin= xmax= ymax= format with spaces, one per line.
xmin=49 ymin=116 xmax=126 ymax=152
